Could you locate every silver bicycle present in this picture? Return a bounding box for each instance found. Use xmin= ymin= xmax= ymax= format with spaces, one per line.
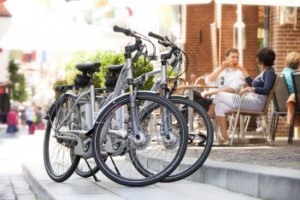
xmin=76 ymin=30 xmax=214 ymax=183
xmin=43 ymin=26 xmax=189 ymax=187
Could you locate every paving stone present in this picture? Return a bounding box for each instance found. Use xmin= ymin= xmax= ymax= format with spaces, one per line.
xmin=188 ymin=139 xmax=300 ymax=170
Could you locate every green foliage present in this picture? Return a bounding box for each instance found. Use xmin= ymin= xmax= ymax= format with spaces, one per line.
xmin=132 ymin=58 xmax=154 ymax=90
xmin=57 ymin=51 xmax=153 ymax=90
xmin=53 ymin=79 xmax=68 ymax=98
xmin=167 ymin=68 xmax=178 ymax=77
xmin=8 ymin=60 xmax=27 ymax=102
xmin=93 ymin=52 xmax=125 ymax=88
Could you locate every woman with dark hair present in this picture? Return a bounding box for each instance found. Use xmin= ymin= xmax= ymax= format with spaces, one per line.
xmin=213 ymin=47 xmax=277 ymax=144
xmin=282 ymin=52 xmax=300 ymax=125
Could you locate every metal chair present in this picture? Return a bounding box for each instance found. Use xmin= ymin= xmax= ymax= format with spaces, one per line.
xmin=270 ymin=74 xmax=290 ymax=142
xmin=228 ymin=75 xmax=279 ymax=145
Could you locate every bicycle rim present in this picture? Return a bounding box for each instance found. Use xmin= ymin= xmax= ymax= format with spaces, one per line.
xmin=92 ymin=92 xmax=188 ymax=187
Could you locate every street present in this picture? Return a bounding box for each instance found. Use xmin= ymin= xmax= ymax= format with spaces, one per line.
xmin=0 ymin=125 xmax=40 ymax=200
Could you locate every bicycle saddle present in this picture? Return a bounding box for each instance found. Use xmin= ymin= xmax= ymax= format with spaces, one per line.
xmin=107 ymin=64 xmax=124 ymax=73
xmin=76 ymin=62 xmax=100 ymax=75
xmin=55 ymin=85 xmax=74 ymax=93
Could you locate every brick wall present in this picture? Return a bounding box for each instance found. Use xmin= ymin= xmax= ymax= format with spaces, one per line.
xmin=185 ymin=3 xmax=214 ymax=82
xmin=270 ymin=7 xmax=300 ymax=72
xmin=220 ymin=5 xmax=259 ymax=77
xmin=185 ymin=4 xmax=300 ymax=138
xmin=185 ymin=4 xmax=259 ymax=83
xmin=269 ymin=7 xmax=300 ymax=136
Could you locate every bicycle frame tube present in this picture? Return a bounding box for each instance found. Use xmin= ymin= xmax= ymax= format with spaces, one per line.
xmin=54 ymin=88 xmax=95 ymax=132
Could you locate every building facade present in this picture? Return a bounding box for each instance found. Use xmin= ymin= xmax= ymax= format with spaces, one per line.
xmin=185 ymin=2 xmax=300 ymax=135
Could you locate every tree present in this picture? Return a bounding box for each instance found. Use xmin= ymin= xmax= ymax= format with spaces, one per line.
xmin=8 ymin=59 xmax=27 ymax=102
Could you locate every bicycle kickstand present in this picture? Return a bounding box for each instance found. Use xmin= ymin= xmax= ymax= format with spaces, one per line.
xmin=84 ymin=159 xmax=100 ymax=182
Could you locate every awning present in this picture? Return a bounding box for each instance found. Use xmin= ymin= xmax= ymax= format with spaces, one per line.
xmin=108 ymin=0 xmax=300 ymax=6
xmin=108 ymin=0 xmax=212 ymax=6
xmin=215 ymin=0 xmax=300 ymax=7
xmin=0 ymin=0 xmax=128 ymax=51
xmin=0 ymin=16 xmax=127 ymax=51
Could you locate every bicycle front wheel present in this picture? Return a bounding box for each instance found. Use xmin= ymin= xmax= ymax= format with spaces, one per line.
xmin=43 ymin=94 xmax=80 ymax=182
xmin=92 ymin=92 xmax=188 ymax=187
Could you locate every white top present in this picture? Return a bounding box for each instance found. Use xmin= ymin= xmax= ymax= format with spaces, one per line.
xmin=25 ymin=107 xmax=35 ymax=121
xmin=205 ymin=67 xmax=245 ymax=93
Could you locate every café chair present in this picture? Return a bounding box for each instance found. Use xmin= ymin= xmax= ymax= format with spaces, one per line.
xmin=227 ymin=76 xmax=279 ymax=146
xmin=270 ymin=74 xmax=290 ymax=142
xmin=290 ymin=72 xmax=300 ymax=143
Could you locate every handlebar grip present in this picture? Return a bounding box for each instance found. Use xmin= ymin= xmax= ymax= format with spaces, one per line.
xmin=113 ymin=25 xmax=132 ymax=36
xmin=148 ymin=32 xmax=165 ymax=41
xmin=158 ymin=40 xmax=171 ymax=47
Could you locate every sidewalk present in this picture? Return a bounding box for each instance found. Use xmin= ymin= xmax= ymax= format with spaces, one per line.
xmin=208 ymin=139 xmax=300 ymax=170
xmin=0 ymin=125 xmax=38 ymax=200
xmin=1 ymin=124 xmax=300 ymax=200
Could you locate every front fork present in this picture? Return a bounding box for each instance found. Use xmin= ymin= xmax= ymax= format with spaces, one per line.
xmin=128 ymin=81 xmax=143 ymax=141
xmin=161 ymin=84 xmax=173 ymax=140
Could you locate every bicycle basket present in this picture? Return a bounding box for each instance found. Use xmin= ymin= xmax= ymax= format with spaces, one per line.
xmin=74 ymin=74 xmax=90 ymax=87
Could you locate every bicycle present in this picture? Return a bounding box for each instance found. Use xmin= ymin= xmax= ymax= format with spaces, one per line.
xmin=76 ymin=30 xmax=214 ymax=183
xmin=43 ymin=26 xmax=189 ymax=187
xmin=132 ymin=32 xmax=214 ymax=182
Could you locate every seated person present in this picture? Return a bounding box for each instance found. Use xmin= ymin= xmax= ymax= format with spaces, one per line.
xmin=212 ymin=48 xmax=277 ymax=144
xmin=282 ymin=52 xmax=300 ymax=125
xmin=193 ymin=48 xmax=245 ymax=113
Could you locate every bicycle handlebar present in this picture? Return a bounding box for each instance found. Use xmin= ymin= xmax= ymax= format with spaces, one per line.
xmin=148 ymin=31 xmax=180 ymax=49
xmin=148 ymin=32 xmax=165 ymax=41
xmin=113 ymin=25 xmax=132 ymax=36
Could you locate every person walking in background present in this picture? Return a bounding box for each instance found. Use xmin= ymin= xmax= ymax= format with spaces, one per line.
xmin=213 ymin=47 xmax=277 ymax=144
xmin=282 ymin=52 xmax=300 ymax=126
xmin=25 ymin=105 xmax=35 ymax=134
xmin=34 ymin=106 xmax=45 ymax=130
xmin=6 ymin=106 xmax=19 ymax=134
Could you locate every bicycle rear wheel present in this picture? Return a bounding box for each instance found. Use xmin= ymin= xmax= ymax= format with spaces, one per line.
xmin=134 ymin=96 xmax=213 ymax=182
xmin=92 ymin=92 xmax=188 ymax=187
xmin=43 ymin=94 xmax=80 ymax=182
xmin=163 ymin=96 xmax=213 ymax=182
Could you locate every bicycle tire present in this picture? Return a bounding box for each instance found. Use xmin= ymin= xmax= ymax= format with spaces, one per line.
xmin=132 ymin=96 xmax=213 ymax=182
xmin=92 ymin=92 xmax=188 ymax=187
xmin=163 ymin=96 xmax=213 ymax=182
xmin=43 ymin=94 xmax=81 ymax=182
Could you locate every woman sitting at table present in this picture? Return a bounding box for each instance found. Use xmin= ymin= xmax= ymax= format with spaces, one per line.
xmin=194 ymin=48 xmax=245 ymax=112
xmin=212 ymin=48 xmax=277 ymax=144
xmin=282 ymin=52 xmax=300 ymax=126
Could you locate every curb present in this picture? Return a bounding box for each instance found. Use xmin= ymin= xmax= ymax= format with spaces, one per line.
xmin=23 ymin=158 xmax=300 ymax=200
xmin=22 ymin=165 xmax=56 ymax=200
xmin=168 ymin=159 xmax=300 ymax=200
